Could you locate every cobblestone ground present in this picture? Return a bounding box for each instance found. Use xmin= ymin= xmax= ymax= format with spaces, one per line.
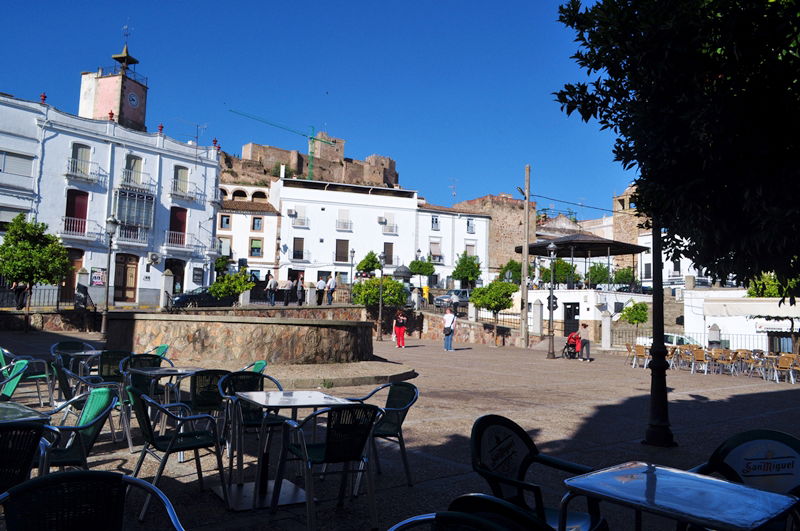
xmin=2 ymin=329 xmax=799 ymax=530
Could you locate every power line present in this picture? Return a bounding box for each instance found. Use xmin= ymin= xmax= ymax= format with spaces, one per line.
xmin=531 ymin=193 xmax=641 ymax=217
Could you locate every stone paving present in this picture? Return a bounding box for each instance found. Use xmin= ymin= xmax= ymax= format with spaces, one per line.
xmin=2 ymin=329 xmax=800 ymax=530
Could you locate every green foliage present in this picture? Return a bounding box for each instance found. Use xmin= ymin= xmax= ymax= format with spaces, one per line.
xmin=539 ymin=259 xmax=581 ymax=285
xmin=409 ymin=259 xmax=435 ymax=277
xmin=620 ymin=302 xmax=648 ymax=328
xmin=587 ymin=263 xmax=610 ymax=287
xmin=452 ymin=252 xmax=481 ymax=287
xmin=269 ymin=163 xmax=295 ymax=178
xmin=556 ymin=0 xmax=800 ymax=301
xmin=614 ymin=267 xmax=636 ymax=285
xmin=747 ymin=272 xmax=798 ymax=297
xmin=498 ymin=260 xmax=522 ymax=285
xmin=357 ymin=251 xmax=382 ymax=274
xmin=214 ymin=256 xmax=230 ymax=275
xmin=0 ymin=214 xmax=70 ymax=288
xmin=352 ymin=277 xmax=407 ymax=307
xmin=208 ymin=269 xmax=255 ymax=298
xmin=471 ymin=281 xmax=518 ymax=316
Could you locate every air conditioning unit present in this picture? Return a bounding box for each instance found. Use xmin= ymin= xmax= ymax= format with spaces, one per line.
xmin=287 ymin=209 xmax=297 ymax=217
xmin=377 ymin=216 xmax=387 ymax=224
xmin=147 ymin=252 xmax=161 ymax=264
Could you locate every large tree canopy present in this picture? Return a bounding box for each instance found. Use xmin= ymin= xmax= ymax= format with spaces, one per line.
xmin=0 ymin=214 xmax=70 ymax=288
xmin=556 ymin=0 xmax=800 ymax=299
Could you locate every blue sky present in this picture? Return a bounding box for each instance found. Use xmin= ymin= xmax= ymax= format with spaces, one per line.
xmin=1 ymin=1 xmax=634 ymax=219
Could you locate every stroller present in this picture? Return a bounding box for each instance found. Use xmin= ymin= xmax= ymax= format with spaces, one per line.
xmin=561 ymin=341 xmax=578 ymax=359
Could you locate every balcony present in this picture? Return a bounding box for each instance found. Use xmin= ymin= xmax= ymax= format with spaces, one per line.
xmin=383 ymin=255 xmax=401 ymax=266
xmin=291 ymin=249 xmax=311 ymax=262
xmin=382 ymin=224 xmax=398 ymax=235
xmin=64 ymin=158 xmax=101 ymax=184
xmin=164 ymin=230 xmax=188 ymax=248
xmin=61 ymin=216 xmax=87 ymax=237
xmin=431 ymin=222 xmax=440 ymax=231
xmin=170 ymin=178 xmax=201 ymax=202
xmin=119 ymin=168 xmax=156 ymax=194
xmin=291 ymin=217 xmax=309 ymax=229
xmin=467 ymin=224 xmax=475 ymax=234
xmin=430 ymin=254 xmax=444 ymax=264
xmin=335 ymin=219 xmax=353 ymax=231
xmin=333 ymin=253 xmax=353 ymax=264
xmin=116 ymin=224 xmax=149 ymax=245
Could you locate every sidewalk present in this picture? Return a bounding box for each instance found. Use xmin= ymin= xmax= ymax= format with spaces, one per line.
xmin=1 ymin=329 xmax=799 ymax=529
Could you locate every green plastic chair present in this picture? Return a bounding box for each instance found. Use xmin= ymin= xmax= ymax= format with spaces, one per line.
xmin=146 ymin=344 xmax=170 ymax=358
xmin=241 ymin=360 xmax=267 ymax=374
xmin=45 ymin=387 xmax=118 ymax=471
xmin=0 ymin=347 xmax=52 ymax=407
xmin=0 ymin=360 xmax=29 ymax=402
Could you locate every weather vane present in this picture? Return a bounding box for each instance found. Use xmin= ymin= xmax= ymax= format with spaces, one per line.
xmin=122 ymin=22 xmax=133 ymax=45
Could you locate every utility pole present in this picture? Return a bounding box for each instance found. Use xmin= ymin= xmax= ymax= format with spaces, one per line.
xmin=520 ymin=165 xmax=531 ymax=348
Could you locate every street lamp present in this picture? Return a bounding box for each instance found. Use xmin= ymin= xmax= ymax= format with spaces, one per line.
xmin=415 ymin=248 xmax=422 ymax=289
xmin=377 ymin=251 xmax=386 ymax=341
xmin=546 ymin=241 xmax=557 ymax=359
xmin=100 ymin=215 xmax=120 ymax=339
xmin=349 ymin=248 xmax=356 ymax=303
xmin=517 ymin=165 xmax=531 ymax=348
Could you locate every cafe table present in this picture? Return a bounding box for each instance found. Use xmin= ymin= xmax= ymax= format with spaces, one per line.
xmin=558 ymin=461 xmax=799 ymax=531
xmin=126 ymin=366 xmax=205 ymax=403
xmin=0 ymin=401 xmax=51 ymax=423
xmin=216 ymin=390 xmax=352 ymax=511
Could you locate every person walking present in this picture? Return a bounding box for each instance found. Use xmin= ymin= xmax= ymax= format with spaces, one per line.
xmin=316 ymin=277 xmax=326 ymax=305
xmin=392 ymin=310 xmax=408 ymax=348
xmin=11 ymin=281 xmax=27 ymax=310
xmin=296 ymin=274 xmax=305 ymax=306
xmin=442 ymin=307 xmax=456 ymax=351
xmin=266 ymin=274 xmax=278 ymax=306
xmin=577 ymin=323 xmax=592 ymax=362
xmin=325 ymin=276 xmax=336 ymax=305
xmin=281 ymin=278 xmax=293 ymax=306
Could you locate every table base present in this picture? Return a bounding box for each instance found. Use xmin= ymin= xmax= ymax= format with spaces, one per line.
xmin=212 ymin=480 xmax=309 ymax=511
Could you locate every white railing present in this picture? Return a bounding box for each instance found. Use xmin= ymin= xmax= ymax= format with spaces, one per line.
xmin=383 ymin=254 xmax=401 ymax=266
xmin=333 ymin=253 xmax=351 ymax=264
xmin=291 ymin=249 xmax=311 ymax=261
xmin=335 ymin=219 xmax=353 ymax=231
xmin=170 ymin=178 xmax=196 ymax=201
xmin=65 ymin=158 xmax=100 ymax=183
xmin=116 ymin=225 xmax=149 ymax=245
xmin=165 ymin=230 xmax=187 ymax=247
xmin=431 ymin=255 xmax=444 ymax=264
xmin=382 ymin=224 xmax=398 ymax=235
xmin=292 ymin=217 xmax=309 ymax=228
xmin=61 ymin=216 xmax=87 ymax=236
xmin=120 ymin=168 xmax=155 ymax=193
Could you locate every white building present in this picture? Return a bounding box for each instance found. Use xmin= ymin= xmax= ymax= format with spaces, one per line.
xmin=637 ymin=232 xmax=713 ymax=290
xmin=0 ymin=47 xmax=219 ymax=306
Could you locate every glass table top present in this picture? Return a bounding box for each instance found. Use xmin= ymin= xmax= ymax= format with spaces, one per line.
xmin=0 ymin=401 xmax=51 ymax=422
xmin=236 ymin=391 xmax=352 ymax=409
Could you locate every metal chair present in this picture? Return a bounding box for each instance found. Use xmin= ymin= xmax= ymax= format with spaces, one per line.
xmin=272 ymin=403 xmax=383 ymax=530
xmin=0 ymin=470 xmax=185 ymax=530
xmin=0 ymin=346 xmax=52 ymax=406
xmin=128 ymin=386 xmax=229 ymax=520
xmin=470 ymin=414 xmax=606 ymax=531
xmin=0 ymin=422 xmax=60 ymax=492
xmin=49 ymin=341 xmax=95 ymax=375
xmin=0 ymin=360 xmax=30 ymax=402
xmin=240 ymin=360 xmax=267 ymax=373
xmin=145 ymin=344 xmax=170 ymax=357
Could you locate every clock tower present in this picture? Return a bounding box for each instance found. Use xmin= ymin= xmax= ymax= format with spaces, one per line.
xmin=78 ymin=45 xmax=148 ymax=131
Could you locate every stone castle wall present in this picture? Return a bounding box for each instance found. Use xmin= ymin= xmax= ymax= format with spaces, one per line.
xmin=611 ymin=186 xmax=643 ymax=272
xmin=453 ymin=194 xmax=536 ymax=272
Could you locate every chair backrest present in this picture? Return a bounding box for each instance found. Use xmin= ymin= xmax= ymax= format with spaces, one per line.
xmin=0 ymin=347 xmax=12 ymax=377
xmin=248 ymin=360 xmax=267 ymax=373
xmin=0 ymin=470 xmax=184 ymax=531
xmin=148 ymin=344 xmax=169 ymax=357
xmin=470 ymin=414 xmax=540 ymax=508
xmin=693 ymin=348 xmax=707 ymax=361
xmin=95 ymin=350 xmax=131 ymax=383
xmin=51 ymin=359 xmax=77 ymax=402
xmin=72 ymin=388 xmax=117 ymax=454
xmin=0 ymin=422 xmax=47 ymax=493
xmin=448 ymin=493 xmax=553 ymax=531
xmin=322 ymin=404 xmax=382 ymax=463
xmin=126 ymin=386 xmax=156 ymax=444
xmin=378 ymin=382 xmax=419 ymax=436
xmin=701 ymin=429 xmax=800 ymax=496
xmin=777 ymin=355 xmax=794 ymax=370
xmin=120 ymin=354 xmax=173 ymax=392
xmin=0 ymin=360 xmax=29 ymax=401
xmin=189 ymin=369 xmax=231 ymax=411
xmin=218 ymin=371 xmax=283 ymax=396
xmin=634 ymin=344 xmax=646 ymax=356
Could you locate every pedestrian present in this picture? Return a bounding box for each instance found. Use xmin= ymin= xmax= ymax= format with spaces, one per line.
xmin=280 ymin=278 xmax=293 ymax=306
xmin=11 ymin=281 xmax=27 ymax=310
xmin=442 ymin=307 xmax=456 ymax=351
xmin=316 ymin=277 xmax=326 ymax=305
xmin=449 ymin=291 xmax=460 ymax=314
xmin=266 ymin=274 xmax=278 ymax=306
xmin=577 ymin=323 xmax=592 ymax=362
xmin=325 ymin=275 xmax=336 ymax=305
xmin=296 ymin=274 xmax=305 ymax=306
xmin=392 ymin=310 xmax=407 ymax=348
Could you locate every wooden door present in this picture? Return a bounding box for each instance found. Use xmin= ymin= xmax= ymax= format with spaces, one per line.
xmin=61 ymin=248 xmax=84 ymax=302
xmin=114 ymin=254 xmax=138 ymax=302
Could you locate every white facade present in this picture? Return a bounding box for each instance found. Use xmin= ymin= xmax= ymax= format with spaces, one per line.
xmin=683 ymin=288 xmax=777 ymax=350
xmin=0 ymin=94 xmax=219 ymax=306
xmin=637 ymin=232 xmax=716 ymax=289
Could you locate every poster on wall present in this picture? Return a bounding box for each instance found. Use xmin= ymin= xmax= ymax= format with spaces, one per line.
xmin=192 ymin=267 xmax=203 ymax=285
xmin=90 ymin=267 xmax=106 ymax=286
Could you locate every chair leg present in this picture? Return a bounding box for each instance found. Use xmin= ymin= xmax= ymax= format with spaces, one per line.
xmin=364 ymin=456 xmax=378 ymax=530
xmin=140 ymin=452 xmax=170 ymax=521
xmin=397 ymin=432 xmax=413 ymax=486
xmin=337 ymin=462 xmax=350 ymax=507
xmin=304 ymin=462 xmax=316 ymax=531
xmin=132 ymin=443 xmax=149 ymax=477
xmin=371 ymin=438 xmax=381 ymax=475
xmin=213 ymin=438 xmax=230 ymax=510
xmin=194 ymin=449 xmax=204 ymax=489
xmin=270 ymin=430 xmax=290 ymax=513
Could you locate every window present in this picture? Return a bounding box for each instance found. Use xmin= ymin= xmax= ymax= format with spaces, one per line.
xmin=252 ymin=191 xmax=267 ymax=203
xmin=335 ymin=239 xmax=349 ymax=262
xmin=466 ymin=218 xmax=475 ymax=234
xmin=249 ymin=238 xmax=263 ymax=257
xmin=431 ymin=215 xmax=440 ymax=231
xmin=250 ymin=270 xmax=261 ymax=281
xmin=232 ymin=190 xmax=247 ymax=201
xmin=114 ymin=190 xmax=154 ymax=228
xmin=293 ymin=237 xmax=305 ymax=260
xmin=644 ymin=263 xmax=652 ymax=279
xmin=69 ymin=144 xmax=91 ymax=177
xmin=429 ymin=240 xmax=443 ymax=263
xmin=336 ymin=209 xmax=352 ymax=231
xmin=123 ymin=155 xmax=143 ymax=185
xmin=465 ymin=242 xmax=476 ymax=257
xmin=672 ymin=259 xmax=681 ymax=273
xmin=218 ymin=237 xmax=231 ymax=256
xmin=383 ymin=242 xmax=394 ymax=265
xmin=252 ymin=217 xmax=263 ymax=231
xmin=0 ymin=151 xmax=34 ymax=177
xmin=219 ymin=215 xmax=231 ymax=229
xmin=173 ymin=165 xmax=189 ymax=194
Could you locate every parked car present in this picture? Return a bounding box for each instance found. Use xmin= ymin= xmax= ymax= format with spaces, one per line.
xmin=636 ymin=333 xmax=700 ymax=347
xmin=434 ymin=289 xmax=471 ymax=309
xmin=172 ymin=287 xmax=238 ymax=308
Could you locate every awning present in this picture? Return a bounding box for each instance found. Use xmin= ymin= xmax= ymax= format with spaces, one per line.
xmin=703 ymin=298 xmax=800 ymax=318
xmin=515 ymin=233 xmax=649 ymax=257
xmin=429 ymin=241 xmax=442 ymax=255
xmin=0 ymin=209 xmax=26 ymax=223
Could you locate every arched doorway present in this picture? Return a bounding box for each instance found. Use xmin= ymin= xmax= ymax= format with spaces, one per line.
xmin=61 ymin=248 xmax=84 ymax=302
xmin=165 ymin=258 xmax=186 ymax=294
xmin=114 ymin=254 xmax=139 ymax=302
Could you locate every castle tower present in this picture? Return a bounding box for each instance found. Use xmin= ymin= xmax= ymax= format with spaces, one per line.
xmin=78 ymin=45 xmax=148 ymax=131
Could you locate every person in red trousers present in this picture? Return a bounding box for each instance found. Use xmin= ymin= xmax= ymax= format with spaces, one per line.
xmin=393 ymin=310 xmax=407 ymax=348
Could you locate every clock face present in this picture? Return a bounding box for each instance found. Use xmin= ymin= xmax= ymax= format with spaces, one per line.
xmin=127 ymin=92 xmax=139 ymax=108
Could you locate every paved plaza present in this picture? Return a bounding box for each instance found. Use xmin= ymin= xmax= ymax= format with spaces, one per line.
xmin=2 ymin=329 xmax=799 ymax=530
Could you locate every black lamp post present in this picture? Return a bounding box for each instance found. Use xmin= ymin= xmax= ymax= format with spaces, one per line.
xmin=415 ymin=248 xmax=422 ymax=289
xmin=100 ymin=215 xmax=120 ymax=339
xmin=546 ymin=242 xmax=557 ymax=359
xmin=377 ymin=251 xmax=386 ymax=341
xmin=349 ymin=248 xmax=355 ymax=303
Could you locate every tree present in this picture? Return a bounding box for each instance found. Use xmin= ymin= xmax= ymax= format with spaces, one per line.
xmin=0 ymin=214 xmax=70 ymax=312
xmin=747 ymin=272 xmax=798 ymax=298
xmin=556 ymin=0 xmax=800 ymax=300
xmin=498 ymin=260 xmax=522 ymax=285
xmin=214 ymin=256 xmax=230 ymax=276
xmin=208 ymin=268 xmax=255 ymax=299
xmin=586 ymin=263 xmax=610 ymax=288
xmin=614 ymin=267 xmax=636 ymax=286
xmin=539 ymin=259 xmax=580 ymax=285
xmin=471 ymin=280 xmax=519 ymax=343
xmin=351 ymin=277 xmax=407 ymax=308
xmin=620 ymin=302 xmax=648 ymax=333
xmin=357 ymin=251 xmax=382 ymax=275
xmin=451 ymin=252 xmax=481 ymax=288
xmin=409 ymin=258 xmax=435 ymax=286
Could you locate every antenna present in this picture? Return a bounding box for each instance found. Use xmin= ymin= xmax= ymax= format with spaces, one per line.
xmin=449 ymin=179 xmax=458 ymax=201
xmin=122 ymin=22 xmax=133 ymax=45
xmin=176 ymin=118 xmax=207 ymax=159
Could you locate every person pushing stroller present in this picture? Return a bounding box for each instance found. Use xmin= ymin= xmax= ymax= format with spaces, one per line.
xmin=566 ymin=323 xmax=592 ymax=362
